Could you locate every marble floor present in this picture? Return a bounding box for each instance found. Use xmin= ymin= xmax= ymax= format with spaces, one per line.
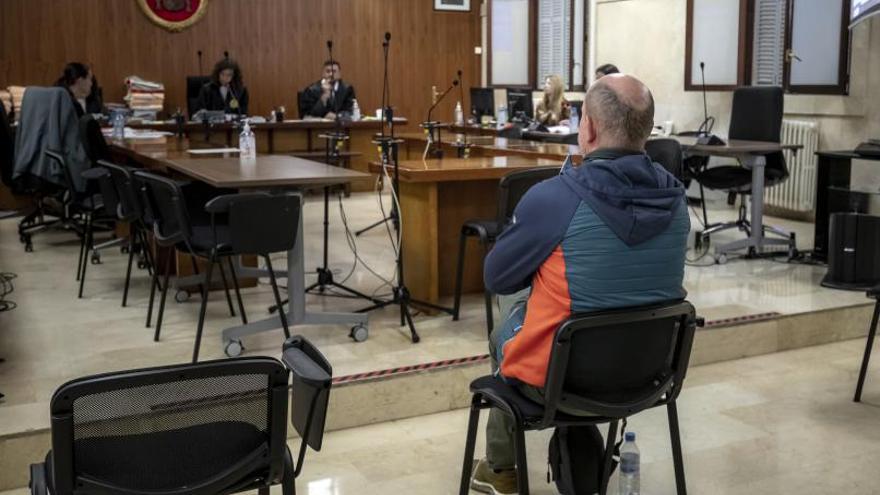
xmin=3 ymin=338 xmax=879 ymax=494
xmin=0 ymin=189 xmax=869 ymax=415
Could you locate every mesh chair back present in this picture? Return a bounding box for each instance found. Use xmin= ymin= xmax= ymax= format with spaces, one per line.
xmin=646 ymin=138 xmax=684 ymax=180
xmin=98 ymin=160 xmax=144 ymax=222
xmin=228 ymin=194 xmax=301 ymax=255
xmin=0 ymin=103 xmax=13 ymax=188
xmin=542 ymin=301 xmax=696 ymax=422
xmin=282 ymin=336 xmax=332 ymax=452
xmin=186 ymin=76 xmax=211 ymax=119
xmin=134 ymin=170 xmax=192 ymax=246
xmin=728 ymin=86 xmax=788 ymax=183
xmin=48 ymin=357 xmax=289 ymax=494
xmin=496 ymin=167 xmax=560 ymax=227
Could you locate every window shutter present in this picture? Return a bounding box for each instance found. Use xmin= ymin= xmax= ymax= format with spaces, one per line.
xmin=537 ymin=0 xmax=571 ymax=87
xmin=752 ymin=0 xmax=786 ymax=86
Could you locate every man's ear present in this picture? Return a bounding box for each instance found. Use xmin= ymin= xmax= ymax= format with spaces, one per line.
xmin=583 ymin=115 xmax=598 ymax=144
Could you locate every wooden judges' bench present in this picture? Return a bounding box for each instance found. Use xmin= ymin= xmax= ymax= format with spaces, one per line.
xmin=130 ymin=118 xmax=407 ymax=192
xmin=369 ymin=156 xmax=558 ymax=305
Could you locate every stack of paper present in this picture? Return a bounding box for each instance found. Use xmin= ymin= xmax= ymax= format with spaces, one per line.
xmin=124 ymin=76 xmax=165 ymax=118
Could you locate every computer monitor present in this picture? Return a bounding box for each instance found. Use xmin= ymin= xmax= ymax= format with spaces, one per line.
xmin=506 ymin=88 xmax=534 ymax=121
xmin=470 ymin=87 xmax=495 ymax=119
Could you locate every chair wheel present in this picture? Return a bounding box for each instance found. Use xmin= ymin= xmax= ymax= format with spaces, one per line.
xmin=90 ymin=252 xmax=101 ymax=264
xmin=350 ymin=325 xmax=369 ymax=342
xmin=121 ymin=245 xmax=129 ymax=254
xmin=24 ymin=241 xmax=33 ymax=252
xmin=715 ymin=253 xmax=728 ymax=265
xmin=175 ymin=290 xmax=190 ymax=303
xmin=224 ymin=339 xmax=244 ymax=357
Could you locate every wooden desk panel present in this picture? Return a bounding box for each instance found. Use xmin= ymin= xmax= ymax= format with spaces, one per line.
xmin=398 ymin=132 xmax=581 ymax=163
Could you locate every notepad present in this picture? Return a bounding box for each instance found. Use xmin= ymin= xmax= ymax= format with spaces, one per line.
xmin=187 ymin=148 xmax=240 ymax=155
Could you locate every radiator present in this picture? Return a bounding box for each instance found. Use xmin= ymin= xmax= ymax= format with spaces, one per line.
xmin=766 ymin=119 xmax=819 ymax=212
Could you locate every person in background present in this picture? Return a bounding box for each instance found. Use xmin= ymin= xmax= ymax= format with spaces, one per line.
xmin=85 ymin=75 xmax=105 ymax=115
xmin=55 ymin=62 xmax=93 ymax=118
xmin=534 ymin=74 xmax=570 ymax=126
xmin=469 ymin=74 xmax=689 ymax=495
xmin=196 ymin=58 xmax=249 ymax=115
xmin=299 ymin=60 xmax=355 ymax=119
xmin=595 ymin=63 xmax=620 ymax=79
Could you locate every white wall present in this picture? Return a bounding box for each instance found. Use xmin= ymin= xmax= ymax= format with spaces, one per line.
xmin=592 ymin=0 xmax=880 ymax=153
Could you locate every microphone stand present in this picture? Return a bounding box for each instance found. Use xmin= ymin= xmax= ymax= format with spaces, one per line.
xmin=356 ymin=33 xmax=455 ymax=344
xmin=696 ymin=61 xmax=723 ymax=146
xmin=421 ymin=79 xmax=458 ymax=160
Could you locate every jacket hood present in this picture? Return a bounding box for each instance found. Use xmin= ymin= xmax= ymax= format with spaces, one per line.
xmin=560 ymin=153 xmax=686 ymax=245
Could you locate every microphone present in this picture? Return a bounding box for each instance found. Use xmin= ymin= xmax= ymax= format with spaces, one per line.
xmin=197 ymin=50 xmax=203 ymax=74
xmin=426 ymin=79 xmax=459 ymax=123
xmin=224 ymin=50 xmax=229 ymax=60
xmin=327 ymin=40 xmax=333 ymax=52
xmin=696 ymin=61 xmax=724 ymax=146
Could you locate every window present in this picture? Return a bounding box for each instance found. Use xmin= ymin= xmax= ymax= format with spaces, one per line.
xmin=536 ymin=0 xmax=586 ymax=89
xmin=489 ymin=0 xmax=586 ymax=89
xmin=753 ymin=0 xmax=850 ymax=94
xmin=686 ymin=0 xmax=851 ymax=94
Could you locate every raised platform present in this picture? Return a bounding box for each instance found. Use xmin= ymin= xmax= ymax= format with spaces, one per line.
xmin=0 ymin=191 xmax=873 ymax=489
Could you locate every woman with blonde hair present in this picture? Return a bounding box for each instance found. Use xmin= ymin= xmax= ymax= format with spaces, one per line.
xmin=535 ymin=74 xmax=570 ymax=126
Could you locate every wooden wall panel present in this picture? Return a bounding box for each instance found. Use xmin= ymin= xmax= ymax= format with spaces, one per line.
xmin=0 ymin=0 xmax=482 ymax=123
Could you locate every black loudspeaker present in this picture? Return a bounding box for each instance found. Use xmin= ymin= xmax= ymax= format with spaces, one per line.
xmin=821 ymin=213 xmax=880 ymax=290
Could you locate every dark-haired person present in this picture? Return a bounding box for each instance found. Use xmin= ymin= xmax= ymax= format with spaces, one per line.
xmin=299 ymin=60 xmax=355 ymax=119
xmin=196 ymin=58 xmax=249 ymax=115
xmin=55 ymin=62 xmax=93 ymax=117
xmin=85 ymin=75 xmax=105 ymax=115
xmin=595 ymin=63 xmax=620 ymax=79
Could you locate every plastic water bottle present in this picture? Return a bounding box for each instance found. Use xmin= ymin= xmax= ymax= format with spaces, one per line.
xmin=619 ymin=432 xmax=640 ymax=495
xmin=111 ymin=111 xmax=125 ymax=140
xmin=352 ymin=99 xmax=361 ymax=121
xmin=454 ymin=101 xmax=464 ymax=125
xmin=239 ymin=120 xmax=256 ymax=164
xmin=497 ymin=105 xmax=508 ymax=127
xmin=569 ymin=106 xmax=580 ymax=133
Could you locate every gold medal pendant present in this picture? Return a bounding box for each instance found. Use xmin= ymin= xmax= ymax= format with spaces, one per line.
xmin=230 ymin=98 xmax=239 ymax=110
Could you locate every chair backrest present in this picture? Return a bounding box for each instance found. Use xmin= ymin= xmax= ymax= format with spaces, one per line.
xmin=540 ymin=301 xmax=697 ymax=425
xmin=186 ymin=76 xmax=211 ymax=119
xmin=133 ymin=170 xmax=192 ymax=247
xmin=728 ymin=86 xmax=788 ymax=182
xmin=645 ymin=138 xmax=684 ymax=180
xmin=0 ymin=102 xmax=14 ymax=188
xmin=78 ymin=115 xmax=109 ymax=164
xmin=44 ymin=150 xmax=77 ymax=196
xmin=297 ymin=91 xmax=306 ymax=119
xmin=282 ymin=335 xmax=332 ymax=477
xmin=496 ymin=167 xmax=560 ymax=227
xmin=47 ymin=357 xmax=289 ymax=495
xmin=97 ymin=160 xmax=144 ymax=222
xmin=224 ymin=193 xmax=301 ymax=255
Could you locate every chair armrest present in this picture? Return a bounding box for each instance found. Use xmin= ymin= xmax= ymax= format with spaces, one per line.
xmin=695 ymin=316 xmax=706 ymax=327
xmin=204 ymin=192 xmax=271 ymax=213
xmin=81 ymin=167 xmax=108 ymax=180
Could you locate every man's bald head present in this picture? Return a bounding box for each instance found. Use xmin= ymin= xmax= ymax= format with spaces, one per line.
xmin=580 ymin=74 xmax=655 ymax=151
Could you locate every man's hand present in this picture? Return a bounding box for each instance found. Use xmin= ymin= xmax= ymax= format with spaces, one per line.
xmin=320 ymin=78 xmax=332 ymax=102
xmin=325 ymin=112 xmax=337 ymax=120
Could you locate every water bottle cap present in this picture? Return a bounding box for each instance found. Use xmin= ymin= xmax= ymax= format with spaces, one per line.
xmin=625 ymin=432 xmax=635 ymax=441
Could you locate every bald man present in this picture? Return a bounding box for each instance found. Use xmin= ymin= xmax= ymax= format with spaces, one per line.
xmin=470 ymin=75 xmax=690 ymax=494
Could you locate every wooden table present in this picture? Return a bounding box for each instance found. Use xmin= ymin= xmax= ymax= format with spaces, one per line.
xmin=398 ymin=132 xmax=582 ymax=163
xmin=128 ymin=118 xmax=407 ymax=192
xmin=368 ymin=156 xmax=559 ymax=304
xmin=112 ymin=137 xmax=371 ymax=351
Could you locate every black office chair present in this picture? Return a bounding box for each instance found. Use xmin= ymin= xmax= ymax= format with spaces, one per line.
xmin=297 ymin=91 xmax=306 ymax=119
xmin=691 ymin=87 xmax=790 ymax=244
xmin=186 ymin=76 xmax=211 ymax=119
xmin=0 ymin=103 xmax=14 ymax=190
xmin=136 ymin=170 xmax=297 ymax=361
xmin=134 ymin=171 xmax=245 ymax=347
xmin=458 ymin=301 xmax=700 ymax=495
xmin=646 ymin=138 xmax=685 ymax=180
xmin=854 ymin=284 xmax=880 ymax=402
xmin=452 ymin=167 xmax=559 ymax=334
xmin=29 ymin=356 xmax=295 ymax=495
xmin=97 ymin=160 xmax=156 ymax=307
xmin=281 ymin=335 xmax=333 ymax=489
xmin=43 ymin=150 xmax=113 ymax=299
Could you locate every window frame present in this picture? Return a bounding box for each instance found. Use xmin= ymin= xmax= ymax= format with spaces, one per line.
xmin=488 ymin=0 xmax=538 ymax=89
xmin=782 ymin=0 xmax=851 ymax=95
xmin=684 ymin=0 xmax=753 ymax=92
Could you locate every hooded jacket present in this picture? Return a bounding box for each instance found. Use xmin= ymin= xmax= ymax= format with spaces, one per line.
xmin=484 ymin=149 xmax=689 ymax=388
